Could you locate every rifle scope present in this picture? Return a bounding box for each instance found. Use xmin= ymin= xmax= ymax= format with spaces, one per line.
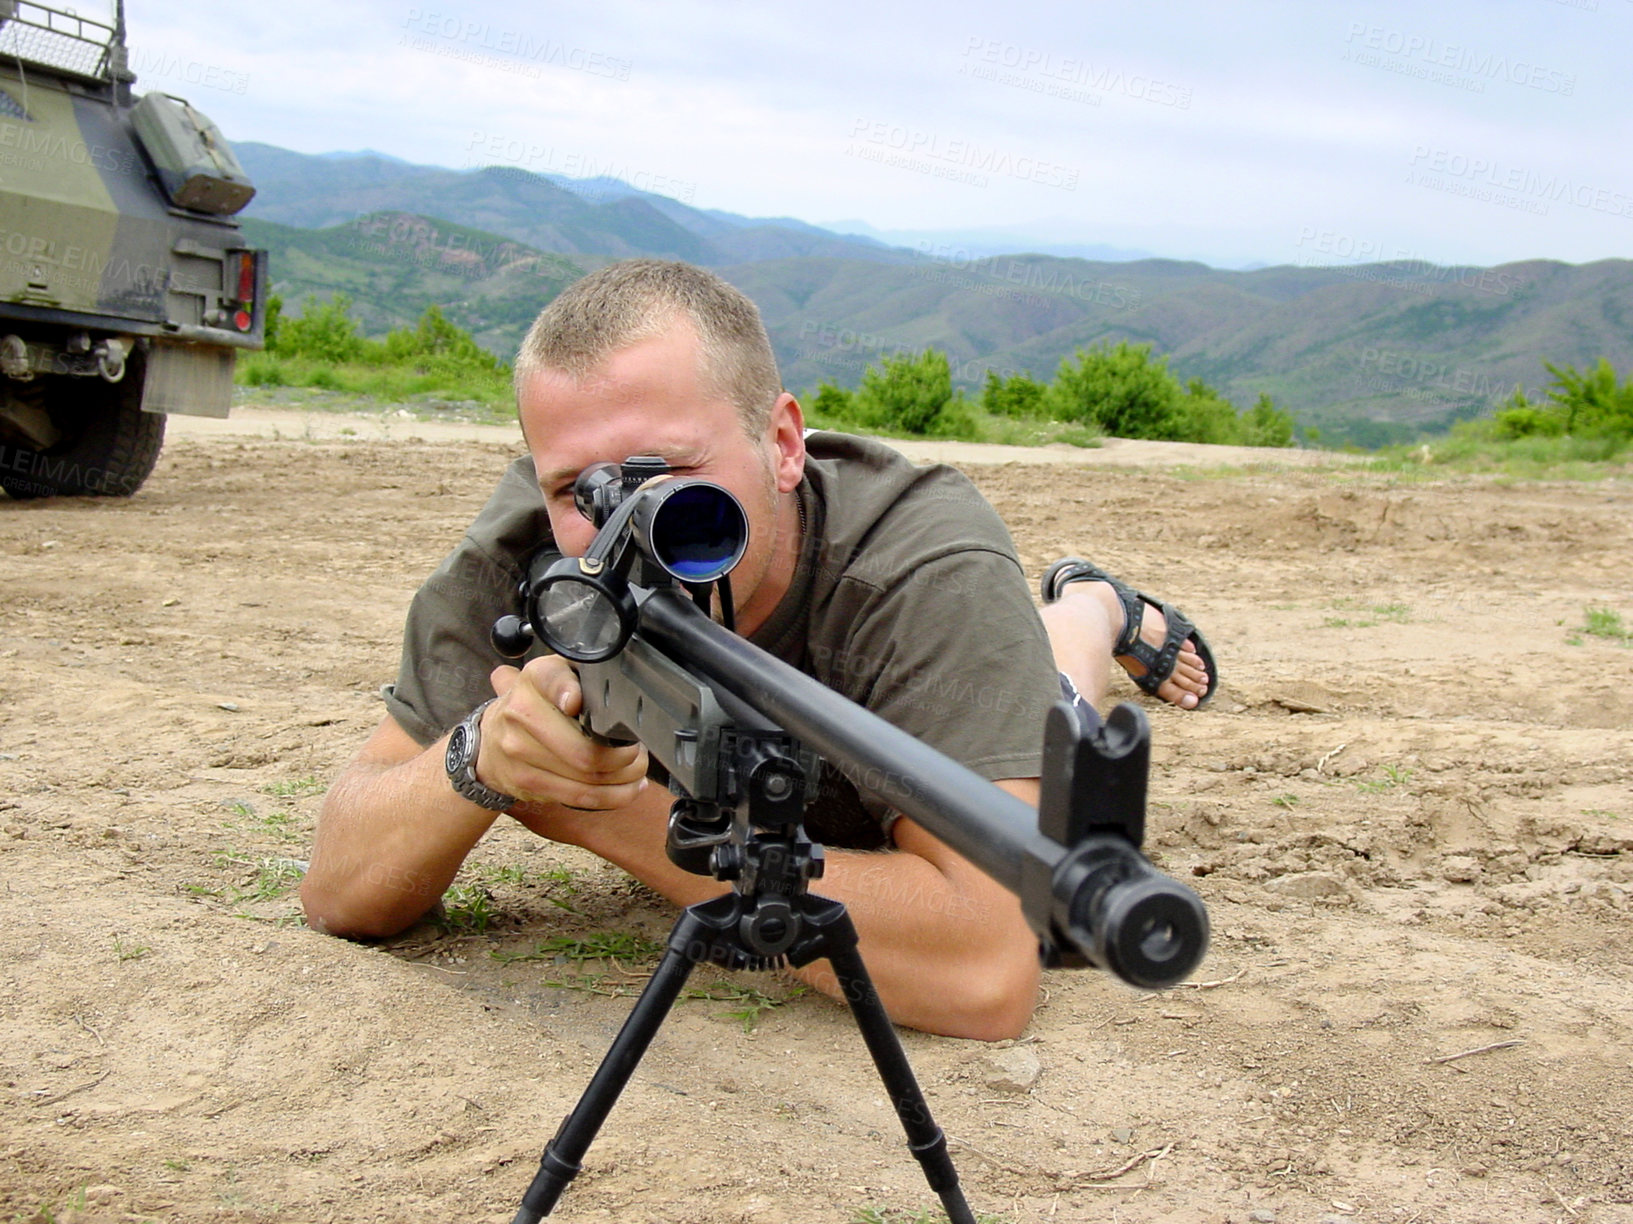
xmin=516 ymin=463 xmax=748 ymax=662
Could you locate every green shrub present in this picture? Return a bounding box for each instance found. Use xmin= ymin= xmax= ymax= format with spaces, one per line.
xmin=1047 ymin=340 xmax=1181 ymax=437
xmin=853 ymin=348 xmax=960 ymax=435
xmin=809 ymin=380 xmax=856 ymax=425
xmin=238 ymin=296 xmax=513 ymax=408
xmin=273 ymin=293 xmax=367 ymax=364
xmin=238 ymin=355 xmax=287 ymax=387
xmin=1172 ymin=377 xmax=1241 ymax=444
xmin=980 ymin=370 xmax=1049 ymax=418
xmin=1239 ymin=393 xmax=1297 ymax=447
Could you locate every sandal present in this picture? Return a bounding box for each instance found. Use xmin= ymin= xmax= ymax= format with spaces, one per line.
xmin=1041 ymin=558 xmax=1218 ymax=707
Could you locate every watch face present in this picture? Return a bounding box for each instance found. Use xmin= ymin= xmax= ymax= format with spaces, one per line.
xmin=446 ymin=724 xmax=470 ymax=775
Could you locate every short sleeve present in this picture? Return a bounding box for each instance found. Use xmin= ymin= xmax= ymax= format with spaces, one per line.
xmin=808 ymin=546 xmax=1061 ymax=818
xmin=383 ymin=456 xmax=552 ymax=745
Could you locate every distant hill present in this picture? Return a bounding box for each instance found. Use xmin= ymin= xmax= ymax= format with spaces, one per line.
xmin=239 ymin=214 xmax=586 ymax=358
xmin=237 ymin=145 xmax=1633 ymax=445
xmin=235 ymin=143 xmax=911 ymax=269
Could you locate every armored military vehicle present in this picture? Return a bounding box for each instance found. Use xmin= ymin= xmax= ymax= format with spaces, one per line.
xmin=0 ymin=0 xmax=266 ymax=497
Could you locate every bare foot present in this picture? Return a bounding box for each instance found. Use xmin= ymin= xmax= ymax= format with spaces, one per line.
xmin=1056 ymin=580 xmax=1212 ymax=709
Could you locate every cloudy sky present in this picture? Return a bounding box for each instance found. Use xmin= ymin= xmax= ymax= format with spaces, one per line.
xmin=109 ymin=0 xmax=1630 ymax=269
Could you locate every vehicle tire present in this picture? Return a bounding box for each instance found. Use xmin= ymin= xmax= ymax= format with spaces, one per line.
xmin=0 ymin=355 xmax=164 ymax=499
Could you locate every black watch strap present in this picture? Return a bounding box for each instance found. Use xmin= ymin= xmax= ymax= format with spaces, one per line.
xmin=445 ymin=698 xmax=517 ymax=811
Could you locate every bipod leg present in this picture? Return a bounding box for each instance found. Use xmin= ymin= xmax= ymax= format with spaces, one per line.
xmin=826 ymin=934 xmax=977 ymax=1224
xmin=511 ymin=911 xmax=704 ymax=1224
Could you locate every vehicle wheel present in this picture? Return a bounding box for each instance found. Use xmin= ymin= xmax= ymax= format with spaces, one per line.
xmin=0 ymin=355 xmax=164 ymax=499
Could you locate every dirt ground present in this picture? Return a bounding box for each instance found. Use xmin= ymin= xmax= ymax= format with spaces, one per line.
xmin=2 ymin=410 xmax=1630 ymax=1224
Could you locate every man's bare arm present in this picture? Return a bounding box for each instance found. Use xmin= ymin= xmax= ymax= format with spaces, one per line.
xmin=301 ymin=656 xmax=648 ymax=938
xmin=300 ymin=716 xmax=499 ymax=937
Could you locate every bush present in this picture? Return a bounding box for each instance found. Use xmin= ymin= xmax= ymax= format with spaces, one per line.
xmin=272 ymin=293 xmax=366 ymax=364
xmin=1486 ymin=363 xmax=1633 ymax=442
xmin=381 ymin=304 xmax=507 ymax=378
xmin=1046 ymin=341 xmax=1181 ymax=438
xmin=238 ymin=354 xmax=287 ymax=387
xmin=1239 ymin=393 xmax=1297 ymax=448
xmin=1544 ymin=358 xmax=1633 ymax=439
xmin=853 ymin=348 xmax=960 ymax=435
xmin=238 ymin=296 xmax=514 ymax=409
xmin=1171 ymin=377 xmax=1242 ymax=445
xmin=980 ymin=370 xmax=1048 ymax=418
xmin=1493 ymin=404 xmax=1563 ymax=440
xmin=809 ymin=380 xmax=856 ymax=425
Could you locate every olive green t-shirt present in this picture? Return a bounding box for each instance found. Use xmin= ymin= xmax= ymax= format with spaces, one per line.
xmin=383 ymin=431 xmax=1062 ymax=848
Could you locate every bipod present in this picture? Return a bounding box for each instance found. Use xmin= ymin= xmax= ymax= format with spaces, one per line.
xmin=510 ymin=730 xmax=976 ymax=1224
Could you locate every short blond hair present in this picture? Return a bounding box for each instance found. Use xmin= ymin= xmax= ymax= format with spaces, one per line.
xmin=514 ymin=260 xmax=782 ymax=435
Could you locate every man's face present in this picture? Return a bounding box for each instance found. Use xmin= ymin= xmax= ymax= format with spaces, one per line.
xmin=518 ymin=318 xmax=805 ymax=631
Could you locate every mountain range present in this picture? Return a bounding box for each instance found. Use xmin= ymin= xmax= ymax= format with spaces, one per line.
xmin=236 ymin=143 xmax=1633 ymax=445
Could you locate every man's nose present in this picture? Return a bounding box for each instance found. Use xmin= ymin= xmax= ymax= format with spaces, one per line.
xmin=550 ymin=515 xmax=597 ymax=557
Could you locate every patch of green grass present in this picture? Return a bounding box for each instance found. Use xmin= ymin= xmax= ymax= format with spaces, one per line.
xmin=1368 ymin=431 xmax=1633 ymax=480
xmin=243 ymin=857 xmax=306 ymax=902
xmin=1323 ymin=598 xmax=1411 ymax=629
xmin=438 ymin=883 xmax=497 ymax=934
xmin=253 ymin=811 xmax=301 ymax=843
xmin=114 ymin=937 xmax=151 ymax=963
xmin=475 ymin=863 xmax=529 ymax=887
xmin=538 ymin=865 xmax=585 ymax=912
xmin=1355 ymin=764 xmax=1415 ymax=793
xmin=852 ymin=1207 xmax=1012 ymax=1224
xmin=1581 ymin=606 xmax=1631 ymax=644
xmin=493 ymin=930 xmax=664 ymax=965
xmin=17 ymin=1187 xmax=89 ymax=1224
xmin=1271 ymin=793 xmax=1301 ymax=809
xmin=681 ymin=981 xmax=809 ymax=1032
xmin=237 ymin=354 xmax=515 ymax=414
xmin=262 ymin=775 xmax=325 ymax=799
xmin=212 ymin=854 xmax=307 ymax=904
xmin=492 ymin=929 xmax=666 ymax=998
xmin=979 ymin=415 xmax=1104 ymax=448
xmin=223 ymin=800 xmax=304 ymax=845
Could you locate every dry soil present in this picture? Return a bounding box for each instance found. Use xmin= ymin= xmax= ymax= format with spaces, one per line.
xmin=2 ymin=410 xmax=1630 ymax=1224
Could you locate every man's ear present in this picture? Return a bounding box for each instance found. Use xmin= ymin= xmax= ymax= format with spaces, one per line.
xmin=767 ymin=392 xmax=806 ymax=493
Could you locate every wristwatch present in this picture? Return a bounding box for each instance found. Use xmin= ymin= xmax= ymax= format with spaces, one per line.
xmin=445 ymin=699 xmax=517 ymax=811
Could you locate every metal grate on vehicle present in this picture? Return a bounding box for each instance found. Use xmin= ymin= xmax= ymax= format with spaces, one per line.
xmin=0 ymin=1 xmax=116 ymax=81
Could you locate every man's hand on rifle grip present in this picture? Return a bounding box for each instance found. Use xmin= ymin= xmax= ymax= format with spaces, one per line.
xmin=483 ymin=658 xmax=650 ymax=811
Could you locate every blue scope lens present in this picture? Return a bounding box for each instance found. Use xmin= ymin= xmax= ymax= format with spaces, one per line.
xmin=637 ymin=481 xmax=749 ymax=583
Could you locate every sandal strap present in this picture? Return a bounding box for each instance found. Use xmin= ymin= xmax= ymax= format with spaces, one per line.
xmin=1042 ymin=559 xmax=1144 ymax=653
xmin=1041 ymin=556 xmax=1218 ymax=706
xmin=1121 ymin=602 xmax=1195 ymax=698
